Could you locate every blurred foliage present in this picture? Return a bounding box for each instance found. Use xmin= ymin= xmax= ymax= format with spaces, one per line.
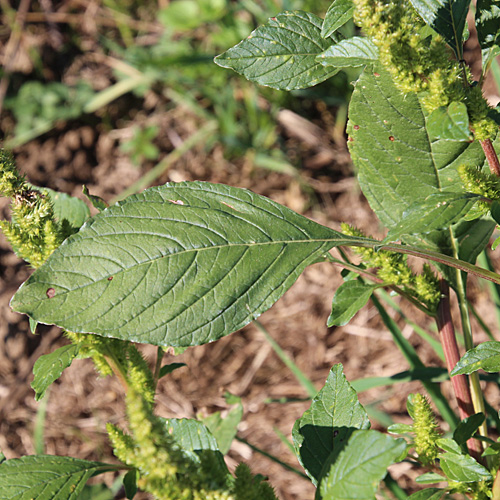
xmin=1 ymin=0 xmax=351 ymax=173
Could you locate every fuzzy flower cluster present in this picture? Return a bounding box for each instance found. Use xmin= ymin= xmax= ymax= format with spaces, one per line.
xmin=352 ymin=0 xmax=497 ymax=140
xmin=107 ymin=388 xmax=277 ymax=500
xmin=341 ymin=223 xmax=441 ymax=309
xmin=0 ymin=150 xmax=64 ymax=268
xmin=459 ymin=164 xmax=500 ymax=218
xmin=407 ymin=393 xmax=441 ymax=465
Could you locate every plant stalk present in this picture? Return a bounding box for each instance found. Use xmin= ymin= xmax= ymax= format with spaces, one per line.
xmin=481 ymin=139 xmax=500 ymax=176
xmin=454 ymin=271 xmax=489 ymax=443
xmin=437 ymin=280 xmax=482 ymax=459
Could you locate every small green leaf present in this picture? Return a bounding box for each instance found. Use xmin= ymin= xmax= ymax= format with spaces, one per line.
xmin=215 ymin=11 xmax=339 ymax=90
xmin=426 ymin=102 xmax=472 ymax=141
xmin=327 ymin=281 xmax=379 ymax=326
xmin=293 ymin=363 xmax=370 ymax=485
xmin=163 ymin=418 xmax=228 ymax=474
xmin=321 ymin=0 xmax=355 ymax=38
xmin=453 ymin=413 xmax=485 ymax=445
xmin=158 ymin=362 xmax=186 ymax=379
xmin=31 ymin=344 xmax=80 ymax=401
xmin=476 ymin=0 xmax=500 ymax=56
xmin=123 ymin=469 xmax=139 ymax=499
xmin=415 ymin=472 xmax=447 ymax=484
xmin=387 ymin=423 xmax=414 ymax=435
xmin=384 ymin=192 xmax=481 ymax=243
xmin=492 ymin=234 xmax=500 ymax=250
xmin=29 ymin=317 xmax=38 ymax=334
xmin=318 ymin=37 xmax=378 ymax=68
xmin=0 ymin=455 xmax=119 ymax=500
xmin=318 ymin=430 xmax=407 ymax=500
xmin=409 ymin=0 xmax=471 ymax=58
xmin=491 ymin=200 xmax=500 ymax=225
xmin=83 ymin=185 xmax=108 ymax=212
xmin=164 ymin=418 xmax=220 ymax=453
xmin=436 ymin=437 xmax=463 ymax=454
xmin=408 ymin=488 xmax=445 ymax=500
xmin=483 ymin=442 xmax=500 ymax=457
xmin=200 ymin=396 xmax=243 ymax=454
xmin=439 ymin=451 xmax=492 ymax=482
xmin=451 ymin=341 xmax=500 ymax=375
xmin=33 ymin=186 xmax=90 ymax=232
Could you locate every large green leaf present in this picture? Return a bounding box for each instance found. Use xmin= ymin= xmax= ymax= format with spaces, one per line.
xmin=348 ymin=65 xmax=483 ymax=230
xmin=11 ymin=182 xmax=356 ymax=347
xmin=318 ymin=37 xmax=378 ymax=68
xmin=214 ymin=11 xmax=339 ymax=90
xmin=347 ymin=65 xmax=496 ymax=278
xmin=0 ymin=455 xmax=118 ymax=500
xmin=439 ymin=451 xmax=492 ymax=482
xmin=409 ymin=0 xmax=471 ymax=58
xmin=293 ymin=364 xmax=370 ymax=485
xmin=317 ymin=430 xmax=407 ymax=500
xmin=383 ymin=192 xmax=481 ymax=243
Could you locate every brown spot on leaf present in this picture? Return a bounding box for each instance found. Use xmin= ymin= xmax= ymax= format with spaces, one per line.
xmin=374 ymin=72 xmax=380 ymax=77
xmin=353 ymin=125 xmax=359 ymax=130
xmin=107 ymin=276 xmax=113 ymax=281
xmin=168 ymin=199 xmax=184 ymax=205
xmin=389 ymin=136 xmax=395 ymax=141
xmin=46 ymin=288 xmax=55 ymax=299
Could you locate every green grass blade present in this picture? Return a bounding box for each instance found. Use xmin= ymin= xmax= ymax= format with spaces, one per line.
xmin=370 ymin=294 xmax=458 ymax=428
xmin=254 ymin=320 xmax=317 ymax=398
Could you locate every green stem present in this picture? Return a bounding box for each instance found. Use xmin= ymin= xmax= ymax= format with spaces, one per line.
xmin=328 ymin=254 xmax=434 ymax=315
xmin=348 ymin=239 xmax=500 ymax=286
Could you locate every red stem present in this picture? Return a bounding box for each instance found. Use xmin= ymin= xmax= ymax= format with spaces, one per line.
xmin=437 ymin=280 xmax=482 ymax=460
xmin=481 ymin=139 xmax=500 ymax=176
